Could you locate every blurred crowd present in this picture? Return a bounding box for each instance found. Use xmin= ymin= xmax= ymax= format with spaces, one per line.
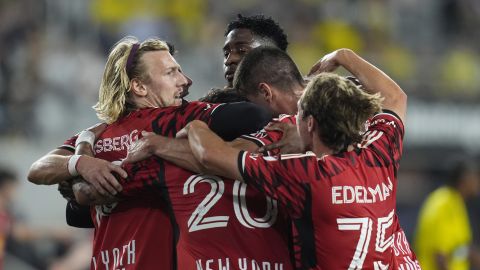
xmin=1 ymin=0 xmax=480 ymax=136
xmin=0 ymin=0 xmax=479 ymax=269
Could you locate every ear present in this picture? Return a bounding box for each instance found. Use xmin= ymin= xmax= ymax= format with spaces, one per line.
xmin=258 ymin=83 xmax=273 ymax=102
xmin=307 ymin=115 xmax=316 ymax=133
xmin=130 ymin=78 xmax=148 ymax=97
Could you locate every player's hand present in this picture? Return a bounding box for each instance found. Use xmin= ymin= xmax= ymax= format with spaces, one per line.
xmin=72 ymin=180 xmax=118 ymax=205
xmin=124 ymin=131 xmax=160 ymax=163
xmin=58 ymin=180 xmax=75 ymax=201
xmin=257 ymin=122 xmax=304 ymax=154
xmin=308 ymin=49 xmax=347 ymax=76
xmin=75 ymin=156 xmax=126 ymax=196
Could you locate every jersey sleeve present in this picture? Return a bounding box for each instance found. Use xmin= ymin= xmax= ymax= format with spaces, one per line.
xmin=149 ymin=101 xmax=271 ymax=141
xmin=359 ymin=110 xmax=405 ymax=174
xmin=186 ymin=101 xmax=226 ymax=124
xmin=209 ymin=101 xmax=272 ymax=141
xmin=238 ymin=150 xmax=318 ymax=218
xmin=239 ymin=115 xmax=296 ymax=155
xmin=240 ymin=128 xmax=282 ymax=149
xmin=150 ymin=101 xmax=225 ymax=138
xmin=58 ymin=135 xmax=78 ymax=152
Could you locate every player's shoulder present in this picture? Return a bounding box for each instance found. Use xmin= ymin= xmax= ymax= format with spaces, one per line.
xmin=107 ymin=108 xmax=159 ymax=127
xmin=368 ymin=110 xmax=403 ymax=129
xmin=135 ymin=101 xmax=218 ymax=118
xmin=182 ymin=100 xmax=225 ymax=113
xmin=277 ymin=114 xmax=296 ymax=124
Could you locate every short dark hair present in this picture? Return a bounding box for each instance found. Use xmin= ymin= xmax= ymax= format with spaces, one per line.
xmin=225 ymin=14 xmax=288 ymax=51
xmin=0 ymin=168 xmax=17 ymax=189
xmin=199 ymin=88 xmax=248 ymax=103
xmin=233 ymin=46 xmax=304 ymax=97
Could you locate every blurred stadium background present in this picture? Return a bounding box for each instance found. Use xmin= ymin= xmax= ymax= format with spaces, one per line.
xmin=0 ymin=0 xmax=479 ymax=269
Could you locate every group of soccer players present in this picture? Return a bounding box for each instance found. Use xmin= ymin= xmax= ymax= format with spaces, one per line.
xmin=27 ymin=14 xmax=421 ymax=270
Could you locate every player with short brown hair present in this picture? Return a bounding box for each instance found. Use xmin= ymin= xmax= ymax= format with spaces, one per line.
xmin=178 ymin=48 xmax=420 ymax=269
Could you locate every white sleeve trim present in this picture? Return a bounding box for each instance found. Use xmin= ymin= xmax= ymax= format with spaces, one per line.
xmin=210 ymin=103 xmax=226 ymax=115
xmin=241 ymin=151 xmax=247 ymax=174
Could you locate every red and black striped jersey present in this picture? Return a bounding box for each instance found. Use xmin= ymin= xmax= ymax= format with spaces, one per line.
xmin=62 ymin=101 xmax=291 ymax=270
xmin=119 ymin=120 xmax=294 ymax=268
xmin=239 ymin=114 xmax=306 ymax=269
xmin=240 ymin=114 xmax=296 ymax=156
xmin=239 ymin=111 xmax=421 ymax=270
xmin=62 ymin=101 xmax=224 ymax=270
xmin=121 ymin=162 xmax=294 ymax=270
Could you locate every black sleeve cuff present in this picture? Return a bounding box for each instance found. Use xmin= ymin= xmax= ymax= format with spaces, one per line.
xmin=381 ymin=109 xmax=401 ymax=121
xmin=66 ymin=201 xmax=94 ymax=228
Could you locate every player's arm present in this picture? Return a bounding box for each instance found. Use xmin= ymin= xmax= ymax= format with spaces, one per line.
xmin=70 ymin=137 xmax=122 ymax=205
xmin=179 ymin=120 xmax=243 ymax=180
xmin=29 ymin=149 xmax=124 ymax=193
xmin=28 ymin=125 xmax=101 ymax=185
xmin=29 ymin=124 xmax=126 ymax=196
xmin=124 ymin=132 xmax=258 ymax=173
xmin=73 ymin=138 xmax=125 ymax=196
xmin=123 ymin=101 xmax=268 ymax=171
xmin=124 ymin=131 xmax=205 ymax=173
xmin=72 ymin=178 xmax=117 ymax=206
xmin=247 ymin=116 xmax=304 ymax=155
xmin=54 ymin=149 xmax=96 ymax=227
xmin=28 ymin=149 xmax=126 ymax=195
xmin=228 ymin=137 xmax=259 ymax=152
xmin=28 ymin=148 xmax=75 ymax=185
xmin=183 ymin=120 xmax=308 ymax=217
xmin=256 ymin=121 xmax=302 ymax=154
xmin=309 ymin=49 xmax=407 ymax=122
